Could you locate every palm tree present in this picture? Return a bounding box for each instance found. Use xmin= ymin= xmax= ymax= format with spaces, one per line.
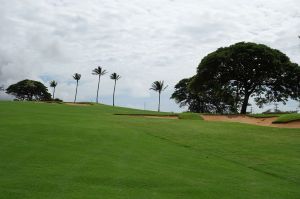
xmin=92 ymin=66 xmax=107 ymax=103
xmin=49 ymin=80 xmax=57 ymax=99
xmin=110 ymin=73 xmax=121 ymax=106
xmin=73 ymin=73 xmax=81 ymax=103
xmin=150 ymin=81 xmax=168 ymax=112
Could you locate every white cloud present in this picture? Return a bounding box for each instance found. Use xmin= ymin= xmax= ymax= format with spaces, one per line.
xmin=0 ymin=0 xmax=299 ymax=112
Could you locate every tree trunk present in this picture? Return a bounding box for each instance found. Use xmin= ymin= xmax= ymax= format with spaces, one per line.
xmin=52 ymin=87 xmax=55 ymax=99
xmin=240 ymin=93 xmax=250 ymax=114
xmin=29 ymin=93 xmax=33 ymax=101
xmin=96 ymin=75 xmax=101 ymax=103
xmin=158 ymin=92 xmax=161 ymax=112
xmin=74 ymin=81 xmax=78 ymax=103
xmin=113 ymin=80 xmax=116 ymax=106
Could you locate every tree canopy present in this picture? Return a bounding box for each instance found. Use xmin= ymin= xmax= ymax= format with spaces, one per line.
xmin=50 ymin=80 xmax=57 ymax=88
xmin=6 ymin=79 xmax=51 ymax=101
xmin=189 ymin=42 xmax=300 ymax=114
xmin=110 ymin=73 xmax=121 ymax=81
xmin=171 ymin=77 xmax=235 ymax=113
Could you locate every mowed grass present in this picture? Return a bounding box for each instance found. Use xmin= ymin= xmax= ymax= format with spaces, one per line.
xmin=273 ymin=113 xmax=300 ymax=123
xmin=249 ymin=113 xmax=300 ymax=123
xmin=178 ymin=112 xmax=203 ymax=120
xmin=248 ymin=113 xmax=282 ymax=118
xmin=0 ymin=101 xmax=299 ymax=199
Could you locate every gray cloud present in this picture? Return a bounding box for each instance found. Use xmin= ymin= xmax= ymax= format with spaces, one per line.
xmin=0 ymin=0 xmax=299 ymax=112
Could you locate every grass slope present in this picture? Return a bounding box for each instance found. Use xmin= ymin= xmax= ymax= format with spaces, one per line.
xmin=178 ymin=112 xmax=203 ymax=120
xmin=273 ymin=113 xmax=300 ymax=123
xmin=248 ymin=113 xmax=282 ymax=118
xmin=0 ymin=101 xmax=299 ymax=199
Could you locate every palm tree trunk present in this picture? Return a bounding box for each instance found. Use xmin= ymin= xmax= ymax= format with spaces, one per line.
xmin=74 ymin=81 xmax=78 ymax=103
xmin=52 ymin=87 xmax=55 ymax=100
xmin=113 ymin=79 xmax=116 ymax=106
xmin=158 ymin=92 xmax=161 ymax=112
xmin=96 ymin=75 xmax=100 ymax=103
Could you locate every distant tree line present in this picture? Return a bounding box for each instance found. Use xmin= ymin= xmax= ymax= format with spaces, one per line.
xmin=4 ymin=66 xmax=167 ymax=112
xmin=5 ymin=66 xmax=123 ymax=106
xmin=171 ymin=42 xmax=300 ymax=114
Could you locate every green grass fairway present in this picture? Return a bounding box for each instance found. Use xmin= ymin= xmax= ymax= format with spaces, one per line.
xmin=178 ymin=112 xmax=203 ymax=120
xmin=0 ymin=102 xmax=299 ymax=198
xmin=248 ymin=113 xmax=282 ymax=118
xmin=273 ymin=113 xmax=300 ymax=123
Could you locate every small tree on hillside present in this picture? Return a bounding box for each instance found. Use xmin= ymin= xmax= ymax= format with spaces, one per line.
xmin=92 ymin=66 xmax=107 ymax=103
xmin=73 ymin=73 xmax=81 ymax=103
xmin=110 ymin=73 xmax=121 ymax=106
xmin=150 ymin=81 xmax=168 ymax=112
xmin=6 ymin=79 xmax=51 ymax=101
xmin=49 ymin=80 xmax=58 ymax=99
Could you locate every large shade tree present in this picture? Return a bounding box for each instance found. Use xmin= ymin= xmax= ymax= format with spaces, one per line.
xmin=73 ymin=73 xmax=81 ymax=103
xmin=171 ymin=78 xmax=236 ymax=114
xmin=150 ymin=81 xmax=168 ymax=112
xmin=6 ymin=79 xmax=51 ymax=101
xmin=190 ymin=42 xmax=300 ymax=114
xmin=92 ymin=66 xmax=107 ymax=103
xmin=110 ymin=73 xmax=121 ymax=106
xmin=171 ymin=77 xmax=235 ymax=113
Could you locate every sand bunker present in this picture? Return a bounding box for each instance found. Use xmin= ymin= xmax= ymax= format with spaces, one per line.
xmin=201 ymin=115 xmax=300 ymax=128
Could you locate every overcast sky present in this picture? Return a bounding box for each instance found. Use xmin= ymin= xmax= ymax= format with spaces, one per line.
xmin=0 ymin=0 xmax=299 ymax=112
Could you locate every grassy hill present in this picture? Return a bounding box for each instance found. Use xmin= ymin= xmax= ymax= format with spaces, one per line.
xmin=0 ymin=101 xmax=299 ymax=199
xmin=273 ymin=113 xmax=300 ymax=123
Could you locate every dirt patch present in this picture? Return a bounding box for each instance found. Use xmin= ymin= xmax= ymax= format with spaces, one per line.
xmin=65 ymin=103 xmax=92 ymax=107
xmin=201 ymin=115 xmax=300 ymax=128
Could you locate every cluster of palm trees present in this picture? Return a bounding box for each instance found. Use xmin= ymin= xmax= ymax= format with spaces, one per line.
xmin=49 ymin=66 xmax=121 ymax=106
xmin=49 ymin=67 xmax=168 ymax=112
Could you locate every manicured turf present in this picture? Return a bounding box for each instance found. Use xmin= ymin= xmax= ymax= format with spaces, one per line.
xmin=0 ymin=101 xmax=299 ymax=199
xmin=248 ymin=113 xmax=282 ymax=118
xmin=273 ymin=113 xmax=300 ymax=123
xmin=178 ymin=112 xmax=203 ymax=120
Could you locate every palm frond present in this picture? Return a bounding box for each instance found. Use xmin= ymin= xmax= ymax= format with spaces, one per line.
xmin=150 ymin=81 xmax=168 ymax=92
xmin=50 ymin=80 xmax=57 ymax=87
xmin=110 ymin=73 xmax=121 ymax=80
xmin=92 ymin=66 xmax=107 ymax=76
xmin=73 ymin=73 xmax=81 ymax=80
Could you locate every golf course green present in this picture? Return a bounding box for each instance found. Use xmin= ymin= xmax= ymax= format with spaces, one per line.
xmin=0 ymin=101 xmax=299 ymax=198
